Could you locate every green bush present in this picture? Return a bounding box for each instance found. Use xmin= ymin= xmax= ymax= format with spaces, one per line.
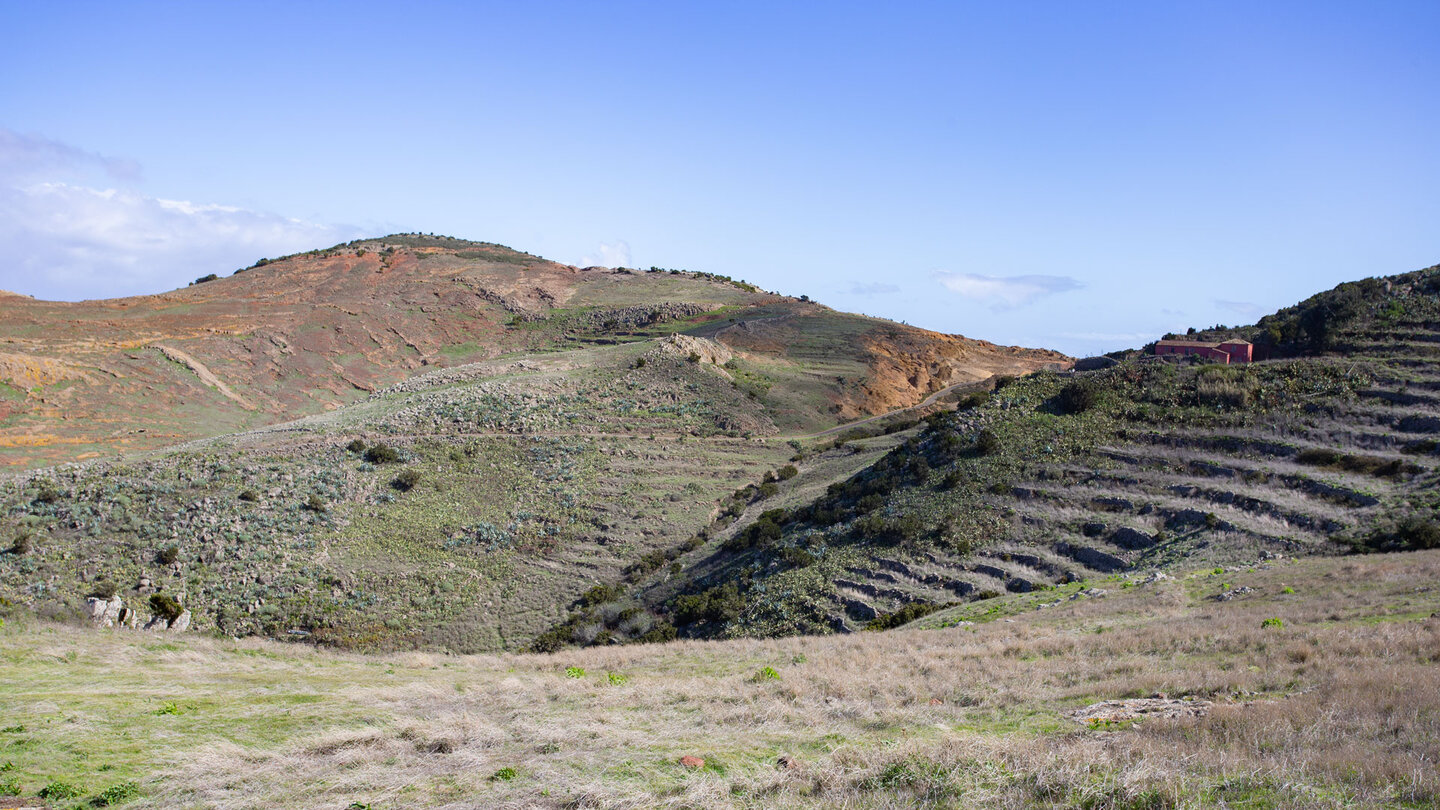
xmin=91 ymin=780 xmax=140 ymax=806
xmin=39 ymin=780 xmax=84 ymax=800
xmin=776 ymin=465 xmax=798 ymax=480
xmin=156 ymin=545 xmax=180 ymax=565
xmin=304 ymin=494 xmax=327 ymax=513
xmin=752 ymin=666 xmax=781 ymax=682
xmin=0 ymin=776 xmax=20 ymax=796
xmin=489 ymin=767 xmax=517 ymax=782
xmin=1057 ymin=380 xmax=1099 ymax=414
xmin=149 ymin=593 xmax=183 ymax=623
xmin=238 ymin=489 xmax=259 ymax=502
xmin=191 ymin=273 xmax=219 ymax=285
xmin=363 ymin=443 xmax=402 ymax=464
xmin=345 ymin=438 xmax=367 ymax=453
xmin=606 ymin=672 xmax=629 ymax=686
xmin=391 ymin=469 xmax=422 ymax=492
xmin=564 ymin=666 xmax=586 ymax=679
xmin=1261 ymin=617 xmax=1284 ymax=629
xmin=975 ymin=430 xmax=1001 ymax=456
xmin=8 ymin=533 xmax=31 ymax=555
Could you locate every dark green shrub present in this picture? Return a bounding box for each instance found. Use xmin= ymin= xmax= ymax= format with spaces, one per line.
xmin=32 ymin=487 xmax=60 ymax=505
xmin=8 ymin=533 xmax=30 ymax=555
xmin=304 ymin=494 xmax=327 ymax=513
xmin=345 ymin=438 xmax=367 ymax=453
xmin=156 ymin=545 xmax=180 ymax=565
xmin=687 ymin=352 xmax=701 ymax=363
xmin=975 ymin=430 xmax=1001 ymax=456
xmin=391 ymin=469 xmax=422 ymax=492
xmin=633 ymin=357 xmax=646 ymax=369
xmin=865 ymin=601 xmax=957 ymax=631
xmin=238 ymin=489 xmax=259 ymax=502
xmin=1057 ymin=380 xmax=1099 ymax=414
xmin=89 ymin=581 xmax=119 ymax=599
xmin=191 ymin=273 xmax=219 ymax=285
xmin=149 ymin=593 xmax=183 ymax=623
xmin=363 ymin=443 xmax=401 ymax=464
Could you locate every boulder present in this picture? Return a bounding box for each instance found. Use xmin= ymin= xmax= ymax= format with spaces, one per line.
xmin=85 ymin=596 xmax=123 ymax=627
xmin=167 ymin=610 xmax=192 ymax=633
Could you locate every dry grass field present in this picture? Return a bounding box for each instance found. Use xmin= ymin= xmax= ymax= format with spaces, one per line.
xmin=3 ymin=549 xmax=1438 ymax=809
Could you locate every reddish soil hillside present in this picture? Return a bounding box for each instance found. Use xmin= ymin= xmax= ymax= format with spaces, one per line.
xmin=0 ymin=235 xmax=1068 ymax=467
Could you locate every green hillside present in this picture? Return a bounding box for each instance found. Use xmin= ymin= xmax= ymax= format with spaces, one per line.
xmin=544 ymin=264 xmax=1440 ymax=646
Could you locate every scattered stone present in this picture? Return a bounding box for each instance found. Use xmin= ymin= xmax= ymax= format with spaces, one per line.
xmin=1137 ymin=571 xmax=1170 ymax=585
xmin=1212 ymin=586 xmax=1255 ymax=602
xmin=679 ymin=755 xmax=705 ymax=769
xmin=1070 ymin=696 xmax=1211 ymax=724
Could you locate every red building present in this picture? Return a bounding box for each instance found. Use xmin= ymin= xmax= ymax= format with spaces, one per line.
xmin=1154 ymin=338 xmax=1253 ymax=364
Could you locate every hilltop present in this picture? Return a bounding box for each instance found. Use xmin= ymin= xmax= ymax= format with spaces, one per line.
xmin=0 ymin=234 xmax=1063 ymax=468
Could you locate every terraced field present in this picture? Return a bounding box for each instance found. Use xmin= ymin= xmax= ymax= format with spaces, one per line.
xmin=542 ymin=265 xmax=1440 ymax=645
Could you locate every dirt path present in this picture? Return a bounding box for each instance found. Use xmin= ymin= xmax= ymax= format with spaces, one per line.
xmin=151 ymin=344 xmax=257 ymax=410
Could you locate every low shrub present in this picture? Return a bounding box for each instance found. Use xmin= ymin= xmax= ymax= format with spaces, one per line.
xmin=149 ymin=593 xmax=183 ymax=623
xmin=237 ymin=489 xmax=259 ymax=502
xmin=39 ymin=781 xmax=83 ymax=800
xmin=752 ymin=666 xmax=781 ymax=682
xmin=345 ymin=438 xmax=367 ymax=453
xmin=91 ymin=780 xmax=140 ymax=806
xmin=391 ymin=469 xmax=422 ymax=492
xmin=363 ymin=443 xmax=402 ymax=464
xmin=156 ymin=545 xmax=180 ymax=565
xmin=564 ymin=667 xmax=586 ymax=679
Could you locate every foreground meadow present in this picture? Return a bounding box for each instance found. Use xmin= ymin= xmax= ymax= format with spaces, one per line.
xmin=2 ymin=550 xmax=1438 ymax=809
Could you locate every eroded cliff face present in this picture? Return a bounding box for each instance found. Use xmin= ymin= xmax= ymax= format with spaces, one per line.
xmin=849 ymin=328 xmax=1070 ymax=416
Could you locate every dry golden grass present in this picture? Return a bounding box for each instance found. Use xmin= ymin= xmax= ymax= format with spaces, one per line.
xmin=3 ymin=551 xmax=1439 ymax=808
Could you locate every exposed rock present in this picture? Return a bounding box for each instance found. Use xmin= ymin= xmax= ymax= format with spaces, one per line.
xmin=168 ymin=610 xmax=192 ymax=633
xmin=85 ymin=596 xmax=123 ymax=627
xmin=1055 ymin=542 xmax=1127 ymax=573
xmin=1212 ymin=586 xmax=1254 ymax=602
xmin=650 ymin=334 xmax=735 ymax=367
xmin=1082 ymin=522 xmax=1107 ymax=537
xmin=1111 ymin=527 xmax=1157 ymax=550
xmin=1070 ymin=696 xmax=1211 ymax=724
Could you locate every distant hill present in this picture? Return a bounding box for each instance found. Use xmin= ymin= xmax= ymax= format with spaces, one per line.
xmin=0 ymin=234 xmax=1064 ymax=468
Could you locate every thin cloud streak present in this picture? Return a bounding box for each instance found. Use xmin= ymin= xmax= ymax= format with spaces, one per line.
xmin=934 ymin=271 xmax=1083 ymax=310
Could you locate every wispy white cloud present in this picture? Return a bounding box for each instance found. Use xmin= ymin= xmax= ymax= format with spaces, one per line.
xmin=0 ymin=129 xmax=362 ymax=301
xmin=578 ymin=240 xmax=632 ymax=269
xmin=846 ymin=281 xmax=900 ymax=296
xmin=1215 ymin=299 xmax=1266 ymax=319
xmin=933 ymin=271 xmax=1082 ymax=310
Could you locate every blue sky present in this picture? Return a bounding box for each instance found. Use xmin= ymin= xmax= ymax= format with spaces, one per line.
xmin=1 ymin=1 xmax=1436 ymax=356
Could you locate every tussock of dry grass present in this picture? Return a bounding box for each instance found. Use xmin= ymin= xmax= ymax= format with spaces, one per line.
xmin=3 ymin=552 xmax=1439 ymax=808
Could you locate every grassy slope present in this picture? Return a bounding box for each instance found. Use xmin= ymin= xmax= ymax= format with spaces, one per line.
xmin=0 ymin=337 xmax=914 ymax=653
xmin=1 ymin=549 xmax=1437 ymax=808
